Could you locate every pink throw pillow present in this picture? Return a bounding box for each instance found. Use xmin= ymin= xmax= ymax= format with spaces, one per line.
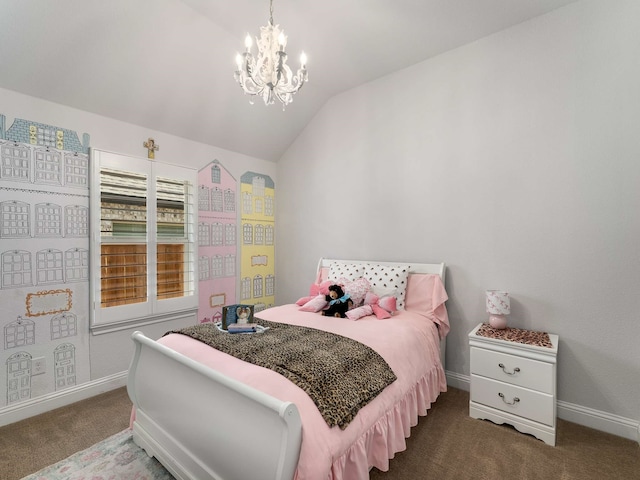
xmin=339 ymin=277 xmax=370 ymax=307
xmin=378 ymin=295 xmax=397 ymax=314
xmin=310 ymin=280 xmax=332 ymax=296
xmin=363 ymin=290 xmax=391 ymax=318
xmin=345 ymin=305 xmax=374 ymax=320
xmin=371 ymin=304 xmax=391 ymax=319
xmin=299 ymin=294 xmax=328 ymax=312
xmin=296 ymin=295 xmax=315 ymax=306
xmin=364 ymin=291 xmax=379 ymax=305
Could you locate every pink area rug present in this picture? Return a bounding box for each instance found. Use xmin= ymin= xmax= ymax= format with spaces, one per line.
xmin=21 ymin=429 xmax=173 ymax=480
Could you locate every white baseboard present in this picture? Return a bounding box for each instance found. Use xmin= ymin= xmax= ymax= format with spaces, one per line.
xmin=0 ymin=371 xmax=128 ymax=428
xmin=444 ymin=370 xmax=639 ymax=444
xmin=2 ymin=369 xmax=638 ymax=444
xmin=445 ymin=370 xmax=470 ymax=391
xmin=556 ymin=399 xmax=640 ymax=443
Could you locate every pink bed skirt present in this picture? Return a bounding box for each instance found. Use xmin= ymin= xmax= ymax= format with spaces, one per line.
xmin=317 ymin=364 xmax=446 ymax=480
xmin=129 ymin=353 xmax=446 ymax=480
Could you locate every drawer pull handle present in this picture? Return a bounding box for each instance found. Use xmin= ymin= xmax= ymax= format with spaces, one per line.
xmin=498 ymin=392 xmax=520 ymax=405
xmin=498 ymin=363 xmax=520 ymax=375
xmin=498 ymin=393 xmax=520 ymax=405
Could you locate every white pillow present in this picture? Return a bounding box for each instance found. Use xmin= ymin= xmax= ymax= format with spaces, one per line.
xmin=327 ymin=262 xmax=362 ymax=282
xmin=363 ymin=264 xmax=410 ymax=310
xmin=370 ymin=285 xmax=398 ymax=299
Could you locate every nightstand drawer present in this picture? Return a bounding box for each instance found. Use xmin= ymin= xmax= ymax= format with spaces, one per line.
xmin=470 ymin=375 xmax=554 ymax=426
xmin=470 ymin=347 xmax=553 ymax=394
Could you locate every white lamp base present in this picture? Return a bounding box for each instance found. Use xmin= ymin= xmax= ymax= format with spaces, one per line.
xmin=489 ymin=314 xmax=508 ymax=329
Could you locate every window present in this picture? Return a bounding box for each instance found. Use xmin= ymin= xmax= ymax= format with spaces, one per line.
xmin=212 ymin=255 xmax=224 ymax=278
xmin=212 ymin=188 xmax=223 ymax=212
xmin=265 ymin=275 xmax=275 ymax=297
xmin=242 ymin=192 xmax=252 ymax=214
xmin=198 ymin=185 xmax=210 ymax=211
xmin=65 ymin=205 xmax=89 ymax=237
xmin=64 ymin=152 xmax=89 ymax=188
xmin=252 ymin=176 xmax=265 ymax=197
xmin=198 ymin=222 xmax=210 ymax=246
xmin=34 ymin=147 xmax=62 ymax=185
xmin=224 ymin=254 xmax=236 ymax=277
xmin=35 ymin=203 xmax=62 ymax=237
xmin=243 ymin=223 xmax=253 ymax=244
xmin=90 ymin=150 xmax=197 ymax=331
xmin=254 ymin=224 xmax=264 ymax=245
xmin=51 ymin=313 xmax=77 ymax=340
xmin=36 ymin=249 xmax=64 ymax=284
xmin=224 ymin=189 xmax=235 ymax=212
xmin=1 ymin=250 xmax=32 ymax=288
xmin=1 ymin=142 xmax=31 ymax=182
xmin=199 ymin=256 xmax=210 ymax=280
xmin=265 ymin=195 xmax=274 ymax=217
xmin=241 ymin=277 xmax=251 ymax=300
xmin=65 ymin=248 xmax=89 ymax=282
xmin=253 ymin=275 xmax=263 ymax=299
xmin=1 ymin=201 xmax=30 ymax=237
xmin=212 ymin=223 xmax=223 ymax=246
xmin=265 ymin=225 xmax=274 ymax=245
xmin=211 ymin=164 xmax=221 ymax=184
xmin=225 ymin=223 xmax=236 ymax=246
xmin=5 ymin=317 xmax=35 ymax=349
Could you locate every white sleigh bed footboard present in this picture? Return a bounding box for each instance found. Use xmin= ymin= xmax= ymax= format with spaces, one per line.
xmin=127 ymin=331 xmax=302 ymax=480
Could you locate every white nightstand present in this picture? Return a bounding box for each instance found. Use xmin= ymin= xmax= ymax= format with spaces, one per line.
xmin=468 ymin=322 xmax=559 ymax=446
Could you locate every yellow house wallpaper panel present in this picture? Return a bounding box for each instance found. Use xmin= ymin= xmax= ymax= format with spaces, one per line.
xmin=239 ymin=172 xmax=275 ymax=312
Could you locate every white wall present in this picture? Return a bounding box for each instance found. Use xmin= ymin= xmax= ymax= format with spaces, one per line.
xmin=0 ymin=87 xmax=276 ymax=407
xmin=276 ymin=0 xmax=640 ymax=428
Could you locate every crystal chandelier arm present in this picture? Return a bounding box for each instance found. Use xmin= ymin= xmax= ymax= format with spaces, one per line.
xmin=275 ymin=51 xmax=287 ymax=87
xmin=273 ymin=66 xmax=307 ymax=94
xmin=235 ymin=51 xmax=271 ymax=96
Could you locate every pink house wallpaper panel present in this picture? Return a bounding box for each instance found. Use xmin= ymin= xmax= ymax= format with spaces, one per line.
xmin=197 ymin=160 xmax=237 ymax=323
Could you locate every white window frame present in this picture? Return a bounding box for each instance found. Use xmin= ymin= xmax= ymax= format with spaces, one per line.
xmin=89 ymin=149 xmax=198 ymax=333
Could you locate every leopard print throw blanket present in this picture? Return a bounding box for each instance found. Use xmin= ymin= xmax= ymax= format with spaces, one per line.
xmin=167 ymin=320 xmax=397 ymax=429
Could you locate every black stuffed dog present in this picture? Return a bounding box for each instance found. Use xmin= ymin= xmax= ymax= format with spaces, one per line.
xmin=323 ymin=284 xmax=353 ymax=318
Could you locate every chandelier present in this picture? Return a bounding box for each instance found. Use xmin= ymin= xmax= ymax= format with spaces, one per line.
xmin=234 ymin=0 xmax=308 ymax=108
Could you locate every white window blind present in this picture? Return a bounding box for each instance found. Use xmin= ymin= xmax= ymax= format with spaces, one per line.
xmin=90 ymin=149 xmax=198 ymax=331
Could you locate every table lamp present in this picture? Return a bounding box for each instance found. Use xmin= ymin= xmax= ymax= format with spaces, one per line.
xmin=486 ymin=290 xmax=510 ymax=329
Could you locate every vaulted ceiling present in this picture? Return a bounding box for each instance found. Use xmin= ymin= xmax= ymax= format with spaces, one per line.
xmin=0 ymin=0 xmax=577 ymax=161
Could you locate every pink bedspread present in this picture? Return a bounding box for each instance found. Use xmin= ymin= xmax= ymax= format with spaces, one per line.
xmin=159 ymin=305 xmax=447 ymax=480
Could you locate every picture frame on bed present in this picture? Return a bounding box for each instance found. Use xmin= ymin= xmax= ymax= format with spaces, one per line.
xmin=222 ymin=304 xmax=254 ymax=329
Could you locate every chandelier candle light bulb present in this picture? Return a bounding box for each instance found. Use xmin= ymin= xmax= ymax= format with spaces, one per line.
xmin=234 ymin=0 xmax=308 ymax=108
xmin=485 ymin=290 xmax=510 ymax=329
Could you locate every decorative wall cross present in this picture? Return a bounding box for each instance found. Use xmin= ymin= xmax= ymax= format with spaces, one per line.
xmin=143 ymin=138 xmax=159 ymax=159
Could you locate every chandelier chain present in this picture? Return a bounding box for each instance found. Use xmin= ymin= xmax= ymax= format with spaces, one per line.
xmin=269 ymin=0 xmax=274 ymax=25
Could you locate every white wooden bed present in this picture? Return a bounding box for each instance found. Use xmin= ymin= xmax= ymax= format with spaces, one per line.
xmin=127 ymin=258 xmax=447 ymax=480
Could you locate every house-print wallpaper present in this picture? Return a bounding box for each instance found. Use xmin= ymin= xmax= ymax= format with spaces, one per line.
xmin=197 ymin=160 xmax=238 ymax=323
xmin=0 ymin=114 xmax=91 ymax=407
xmin=239 ymin=172 xmax=275 ymax=312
